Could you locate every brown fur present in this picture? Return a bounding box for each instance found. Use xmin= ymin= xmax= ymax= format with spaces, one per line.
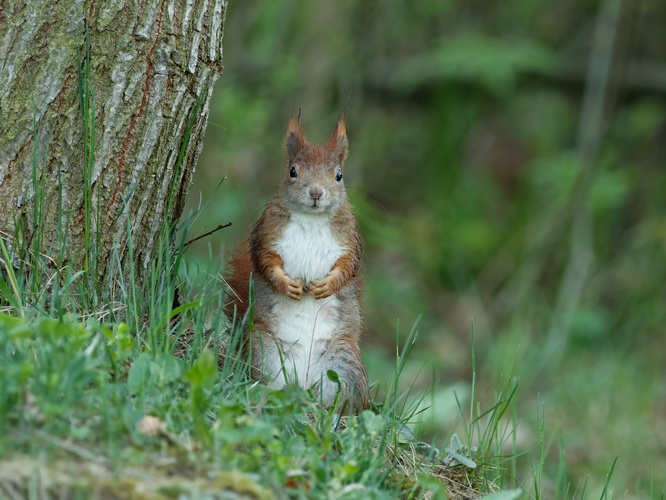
xmin=225 ymin=243 xmax=252 ymax=320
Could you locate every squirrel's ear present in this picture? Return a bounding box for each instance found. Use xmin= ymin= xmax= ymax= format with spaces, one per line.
xmin=285 ymin=111 xmax=306 ymax=161
xmin=327 ymin=118 xmax=348 ymax=165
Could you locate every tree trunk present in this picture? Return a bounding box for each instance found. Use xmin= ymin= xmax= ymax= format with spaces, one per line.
xmin=0 ymin=0 xmax=226 ymax=292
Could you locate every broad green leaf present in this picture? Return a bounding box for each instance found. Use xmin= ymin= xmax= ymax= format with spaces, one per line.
xmin=128 ymin=353 xmax=151 ymax=394
xmin=326 ymin=369 xmax=340 ymax=384
xmin=151 ymin=353 xmax=183 ymax=386
xmin=184 ymin=348 xmax=216 ymax=390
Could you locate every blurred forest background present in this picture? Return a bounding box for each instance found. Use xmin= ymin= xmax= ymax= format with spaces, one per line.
xmin=185 ymin=0 xmax=666 ymax=496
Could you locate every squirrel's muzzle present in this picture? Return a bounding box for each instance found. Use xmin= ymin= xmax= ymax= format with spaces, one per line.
xmin=309 ymin=187 xmax=324 ymax=203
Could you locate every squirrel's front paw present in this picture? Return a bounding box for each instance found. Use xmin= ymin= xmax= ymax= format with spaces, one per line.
xmin=272 ymin=268 xmax=305 ymax=300
xmin=285 ymin=277 xmax=305 ymax=300
xmin=310 ymin=269 xmax=342 ymax=299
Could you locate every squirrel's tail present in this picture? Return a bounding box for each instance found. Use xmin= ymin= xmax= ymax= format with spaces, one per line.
xmin=225 ymin=241 xmax=252 ymax=321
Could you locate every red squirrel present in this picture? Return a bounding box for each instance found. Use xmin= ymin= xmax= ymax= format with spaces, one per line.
xmin=226 ymin=108 xmax=368 ymax=411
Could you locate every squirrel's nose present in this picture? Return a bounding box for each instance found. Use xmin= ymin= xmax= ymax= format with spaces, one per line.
xmin=309 ymin=188 xmax=323 ymax=201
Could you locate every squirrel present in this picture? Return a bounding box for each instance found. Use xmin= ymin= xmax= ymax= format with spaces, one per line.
xmin=226 ymin=108 xmax=368 ymax=412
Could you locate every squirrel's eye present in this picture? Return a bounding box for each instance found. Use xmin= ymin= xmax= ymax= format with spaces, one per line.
xmin=290 ymin=166 xmax=297 ymax=178
xmin=335 ymin=169 xmax=343 ymax=182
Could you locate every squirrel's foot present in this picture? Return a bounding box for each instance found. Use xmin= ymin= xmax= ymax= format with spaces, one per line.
xmin=310 ymin=269 xmax=342 ymax=299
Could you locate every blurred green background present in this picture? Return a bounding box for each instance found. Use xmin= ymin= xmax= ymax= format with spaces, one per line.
xmin=186 ymin=0 xmax=666 ymax=495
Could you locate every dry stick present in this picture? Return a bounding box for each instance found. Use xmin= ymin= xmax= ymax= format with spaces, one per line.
xmin=545 ymin=0 xmax=626 ymax=363
xmin=183 ymin=222 xmax=232 ymax=249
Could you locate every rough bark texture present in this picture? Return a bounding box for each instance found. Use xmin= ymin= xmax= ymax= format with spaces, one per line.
xmin=0 ymin=0 xmax=226 ymax=289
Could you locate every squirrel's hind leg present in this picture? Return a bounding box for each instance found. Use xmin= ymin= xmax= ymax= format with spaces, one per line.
xmin=311 ymin=336 xmax=368 ymax=413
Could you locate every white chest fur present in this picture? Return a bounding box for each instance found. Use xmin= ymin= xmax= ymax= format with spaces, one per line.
xmin=268 ymin=213 xmax=345 ymax=387
xmin=274 ymin=212 xmax=344 ymax=283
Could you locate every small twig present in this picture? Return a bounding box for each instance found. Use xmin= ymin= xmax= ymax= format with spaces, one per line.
xmin=183 ymin=221 xmax=232 ymax=249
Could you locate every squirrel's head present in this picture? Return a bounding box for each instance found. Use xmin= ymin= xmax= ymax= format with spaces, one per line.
xmin=281 ymin=107 xmax=349 ymax=214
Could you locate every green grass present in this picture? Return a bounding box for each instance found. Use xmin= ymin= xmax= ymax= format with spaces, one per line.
xmin=0 ymin=271 xmax=521 ymax=498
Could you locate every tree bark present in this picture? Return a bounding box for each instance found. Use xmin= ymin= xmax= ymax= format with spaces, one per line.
xmin=0 ymin=0 xmax=226 ymax=291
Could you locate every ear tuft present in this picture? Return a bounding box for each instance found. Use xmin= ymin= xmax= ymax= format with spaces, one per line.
xmin=327 ymin=118 xmax=348 ymax=165
xmin=285 ymin=112 xmax=306 ymax=161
